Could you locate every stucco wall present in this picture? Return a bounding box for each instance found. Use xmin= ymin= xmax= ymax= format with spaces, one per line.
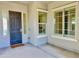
xmin=47 ymin=1 xmax=79 ymax=53
xmin=28 ymin=2 xmax=48 ymax=46
xmin=0 ymin=2 xmax=48 ymax=48
xmin=0 ymin=2 xmax=29 ymax=48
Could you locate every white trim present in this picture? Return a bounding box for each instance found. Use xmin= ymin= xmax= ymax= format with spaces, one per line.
xmin=62 ymin=9 xmax=65 ymax=36
xmin=22 ymin=12 xmax=28 ymax=34
xmin=37 ymin=9 xmax=48 ymax=13
xmin=51 ymin=35 xmax=77 ymax=42
xmin=21 ymin=12 xmax=24 ymax=35
xmin=37 ymin=35 xmax=47 ymax=38
xmin=75 ymin=3 xmax=78 ymax=40
xmin=38 ymin=9 xmax=47 ymax=35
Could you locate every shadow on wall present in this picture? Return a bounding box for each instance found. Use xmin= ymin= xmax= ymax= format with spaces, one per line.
xmin=0 ymin=35 xmax=10 ymax=48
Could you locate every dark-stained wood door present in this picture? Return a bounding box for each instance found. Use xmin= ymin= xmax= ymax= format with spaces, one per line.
xmin=9 ymin=11 xmax=22 ymax=45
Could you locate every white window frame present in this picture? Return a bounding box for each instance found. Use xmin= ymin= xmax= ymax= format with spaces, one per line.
xmin=63 ymin=7 xmax=75 ymax=37
xmin=37 ymin=9 xmax=48 ymax=36
xmin=54 ymin=11 xmax=63 ymax=35
xmin=52 ymin=2 xmax=77 ymax=40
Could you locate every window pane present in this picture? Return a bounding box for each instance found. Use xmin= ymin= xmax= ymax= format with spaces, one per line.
xmin=38 ymin=12 xmax=47 ymax=23
xmin=39 ymin=24 xmax=46 ymax=34
xmin=64 ymin=8 xmax=75 ymax=36
xmin=69 ymin=9 xmax=75 ymax=35
xmin=38 ymin=11 xmax=47 ymax=35
xmin=64 ymin=13 xmax=68 ymax=35
xmin=55 ymin=11 xmax=62 ymax=34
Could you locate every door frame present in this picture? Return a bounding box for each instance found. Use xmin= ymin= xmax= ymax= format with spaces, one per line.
xmin=9 ymin=10 xmax=23 ymax=46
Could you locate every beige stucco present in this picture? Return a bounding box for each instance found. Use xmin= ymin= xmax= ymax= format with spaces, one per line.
xmin=48 ymin=1 xmax=79 ymax=53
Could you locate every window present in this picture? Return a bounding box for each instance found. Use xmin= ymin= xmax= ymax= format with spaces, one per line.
xmin=64 ymin=8 xmax=75 ymax=36
xmin=54 ymin=7 xmax=75 ymax=37
xmin=38 ymin=12 xmax=47 ymax=35
xmin=55 ymin=11 xmax=63 ymax=34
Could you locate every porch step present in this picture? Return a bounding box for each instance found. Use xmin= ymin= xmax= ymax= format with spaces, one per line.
xmin=11 ymin=44 xmax=25 ymax=48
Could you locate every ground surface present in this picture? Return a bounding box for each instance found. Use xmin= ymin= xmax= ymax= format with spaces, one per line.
xmin=0 ymin=44 xmax=56 ymax=58
xmin=38 ymin=44 xmax=79 ymax=58
xmin=0 ymin=44 xmax=79 ymax=58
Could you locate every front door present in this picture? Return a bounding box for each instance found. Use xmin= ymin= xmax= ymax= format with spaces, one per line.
xmin=9 ymin=11 xmax=22 ymax=45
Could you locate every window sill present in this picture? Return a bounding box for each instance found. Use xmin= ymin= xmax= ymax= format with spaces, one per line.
xmin=51 ymin=35 xmax=77 ymax=42
xmin=37 ymin=35 xmax=47 ymax=38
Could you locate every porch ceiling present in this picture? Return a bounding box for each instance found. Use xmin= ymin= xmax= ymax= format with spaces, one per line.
xmin=12 ymin=1 xmax=75 ymax=6
xmin=12 ymin=1 xmax=53 ymax=5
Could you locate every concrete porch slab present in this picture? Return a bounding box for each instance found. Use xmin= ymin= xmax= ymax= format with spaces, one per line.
xmin=0 ymin=44 xmax=55 ymax=58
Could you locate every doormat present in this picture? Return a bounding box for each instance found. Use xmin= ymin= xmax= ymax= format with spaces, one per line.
xmin=11 ymin=44 xmax=25 ymax=48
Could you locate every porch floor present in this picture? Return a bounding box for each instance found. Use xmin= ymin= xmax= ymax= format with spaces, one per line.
xmin=0 ymin=44 xmax=55 ymax=58
xmin=0 ymin=44 xmax=79 ymax=58
xmin=38 ymin=44 xmax=79 ymax=58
